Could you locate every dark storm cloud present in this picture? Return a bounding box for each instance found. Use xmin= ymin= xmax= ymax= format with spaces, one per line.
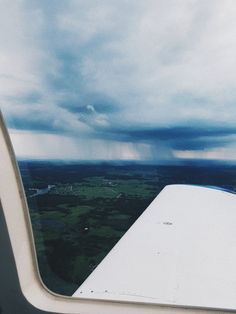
xmin=119 ymin=126 xmax=236 ymax=141
xmin=7 ymin=115 xmax=64 ymax=133
xmin=172 ymin=138 xmax=231 ymax=151
xmin=58 ymin=96 xmax=119 ymax=115
xmin=105 ymin=125 xmax=236 ymax=151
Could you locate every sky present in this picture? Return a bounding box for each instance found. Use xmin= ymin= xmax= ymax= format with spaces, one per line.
xmin=1 ymin=0 xmax=236 ymax=162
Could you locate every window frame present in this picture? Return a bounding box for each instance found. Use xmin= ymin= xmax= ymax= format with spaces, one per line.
xmin=0 ymin=111 xmax=232 ymax=314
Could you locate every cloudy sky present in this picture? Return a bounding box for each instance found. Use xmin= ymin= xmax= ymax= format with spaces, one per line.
xmin=1 ymin=0 xmax=236 ymax=162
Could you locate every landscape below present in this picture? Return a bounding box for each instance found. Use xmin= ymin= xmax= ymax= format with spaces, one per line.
xmin=18 ymin=161 xmax=236 ymax=295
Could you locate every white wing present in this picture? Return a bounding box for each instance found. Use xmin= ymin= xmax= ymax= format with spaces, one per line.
xmin=73 ymin=185 xmax=236 ymax=309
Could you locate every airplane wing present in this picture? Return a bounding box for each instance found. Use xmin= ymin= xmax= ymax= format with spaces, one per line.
xmin=73 ymin=184 xmax=236 ymax=309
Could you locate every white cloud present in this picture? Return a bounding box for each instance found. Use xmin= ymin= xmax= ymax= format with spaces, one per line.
xmin=2 ymin=0 xmax=236 ymax=160
xmin=174 ymin=146 xmax=236 ymax=162
xmin=75 ymin=0 xmax=236 ymax=126
xmin=0 ymin=1 xmax=44 ymax=97
xmin=9 ymin=130 xmax=144 ymax=161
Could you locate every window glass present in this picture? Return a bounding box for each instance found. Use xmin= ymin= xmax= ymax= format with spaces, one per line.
xmin=1 ymin=0 xmax=236 ymax=306
xmin=18 ymin=160 xmax=160 ymax=295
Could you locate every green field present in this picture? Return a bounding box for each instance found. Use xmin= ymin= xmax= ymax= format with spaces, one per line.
xmin=19 ymin=161 xmax=236 ymax=295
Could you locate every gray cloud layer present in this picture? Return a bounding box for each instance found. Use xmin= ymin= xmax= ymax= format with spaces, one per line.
xmin=1 ymin=0 xmax=236 ymax=160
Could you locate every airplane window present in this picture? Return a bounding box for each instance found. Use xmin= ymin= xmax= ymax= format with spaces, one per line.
xmin=1 ymin=0 xmax=236 ymax=309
